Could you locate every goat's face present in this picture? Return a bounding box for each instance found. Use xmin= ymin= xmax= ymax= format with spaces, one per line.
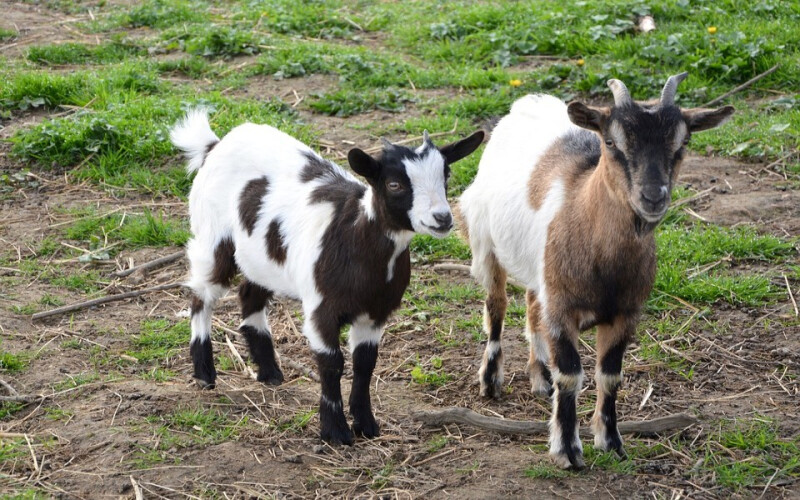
xmin=567 ymin=73 xmax=734 ymax=224
xmin=348 ymin=131 xmax=484 ymax=237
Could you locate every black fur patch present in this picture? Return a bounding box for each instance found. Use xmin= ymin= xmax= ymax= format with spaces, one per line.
xmin=266 ymin=219 xmax=288 ymax=264
xmin=601 ymin=393 xmax=623 ymax=453
xmin=241 ymin=325 xmax=283 ymax=385
xmin=210 ymin=237 xmax=237 ymax=286
xmin=600 ymin=340 xmax=628 ymax=376
xmin=190 ymin=337 xmax=216 ymax=389
xmin=203 ymin=141 xmax=218 ymax=163
xmin=556 ymin=388 xmax=581 ymax=464
xmin=300 ymin=152 xmax=336 ymax=183
xmin=238 ymin=280 xmax=273 ymax=319
xmin=316 ymin=349 xmax=353 ymax=445
xmin=350 ymin=342 xmax=380 ymax=438
xmin=482 ymin=347 xmax=503 ymax=398
xmin=190 ymin=296 xmax=204 ymax=316
xmin=553 ymin=336 xmax=581 ymax=375
xmin=238 ymin=177 xmax=268 ymax=236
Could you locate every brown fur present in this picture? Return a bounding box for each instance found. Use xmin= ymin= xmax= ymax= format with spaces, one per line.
xmin=210 ymin=237 xmax=237 ymax=286
xmin=484 ymin=252 xmax=508 ymax=339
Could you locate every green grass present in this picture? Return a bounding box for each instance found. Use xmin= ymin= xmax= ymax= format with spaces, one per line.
xmin=0 ymin=346 xmax=26 ymax=373
xmin=409 ymin=356 xmax=453 ymax=388
xmin=275 ymin=409 xmax=316 ymax=433
xmin=126 ymin=319 xmax=190 ymax=362
xmin=0 ymin=27 xmax=18 ymax=41
xmin=64 ymin=208 xmax=190 ymax=250
xmin=27 ymin=41 xmax=144 ymax=65
xmin=145 ymin=406 xmax=246 ymax=449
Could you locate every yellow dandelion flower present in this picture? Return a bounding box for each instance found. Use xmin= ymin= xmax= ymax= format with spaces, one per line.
xmin=707 ymin=26 xmax=717 ymax=34
xmin=509 ymin=79 xmax=522 ymax=87
xmin=576 ymin=58 xmax=585 ymax=66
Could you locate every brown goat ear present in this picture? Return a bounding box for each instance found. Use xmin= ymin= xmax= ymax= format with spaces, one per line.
xmin=348 ymin=148 xmax=381 ymax=180
xmin=567 ymin=102 xmax=608 ymax=132
xmin=439 ymin=130 xmax=485 ymax=164
xmin=683 ymin=105 xmax=735 ymax=132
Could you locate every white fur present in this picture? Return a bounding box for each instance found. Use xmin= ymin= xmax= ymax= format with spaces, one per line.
xmin=460 ymin=95 xmax=572 ymax=307
xmin=171 ymin=108 xmax=219 ymax=173
xmin=348 ymin=314 xmax=383 ymax=351
xmin=403 ymin=149 xmax=451 ymax=237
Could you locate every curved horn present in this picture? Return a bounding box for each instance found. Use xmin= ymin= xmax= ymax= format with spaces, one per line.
xmin=607 ymin=79 xmax=632 ymax=106
xmin=423 ymin=130 xmax=431 ymax=144
xmin=660 ymin=72 xmax=688 ymax=106
xmin=380 ymin=137 xmax=395 ymax=150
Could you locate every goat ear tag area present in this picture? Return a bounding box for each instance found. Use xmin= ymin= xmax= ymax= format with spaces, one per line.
xmin=440 ymin=130 xmax=485 ymax=165
xmin=347 ymin=148 xmax=381 ymax=180
xmin=567 ymin=102 xmax=607 ymax=132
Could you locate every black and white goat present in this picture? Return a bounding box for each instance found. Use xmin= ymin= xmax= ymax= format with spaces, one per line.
xmin=171 ymin=110 xmax=484 ymax=444
xmin=458 ymin=73 xmax=733 ymax=468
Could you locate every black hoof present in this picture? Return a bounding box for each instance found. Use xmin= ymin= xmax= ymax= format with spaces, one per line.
xmin=194 ymin=377 xmax=216 ymax=390
xmin=257 ymin=366 xmax=284 ymax=386
xmin=352 ymin=414 xmax=380 ymax=439
xmin=321 ymin=424 xmax=354 ymax=446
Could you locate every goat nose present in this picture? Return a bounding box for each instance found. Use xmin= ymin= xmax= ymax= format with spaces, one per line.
xmin=433 ymin=211 xmax=453 ymax=229
xmin=641 ymin=185 xmax=668 ymax=205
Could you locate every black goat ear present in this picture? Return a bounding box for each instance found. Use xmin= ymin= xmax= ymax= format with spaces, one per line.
xmin=348 ymin=148 xmax=381 ymax=180
xmin=683 ymin=106 xmax=735 ymax=132
xmin=439 ymin=130 xmax=485 ymax=164
xmin=567 ymin=102 xmax=608 ymax=132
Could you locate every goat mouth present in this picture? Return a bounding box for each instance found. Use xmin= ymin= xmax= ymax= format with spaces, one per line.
xmin=422 ymin=223 xmax=452 ymax=237
xmin=636 ymin=208 xmax=667 ymax=223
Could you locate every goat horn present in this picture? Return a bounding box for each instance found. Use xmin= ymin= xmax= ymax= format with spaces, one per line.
xmin=607 ymin=79 xmax=632 ymax=106
xmin=423 ymin=130 xmax=432 ymax=146
xmin=381 ymin=137 xmax=394 ymax=150
xmin=660 ymin=72 xmax=688 ymax=106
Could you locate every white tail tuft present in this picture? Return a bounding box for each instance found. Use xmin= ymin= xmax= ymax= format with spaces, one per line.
xmin=170 ymin=109 xmax=220 ymax=173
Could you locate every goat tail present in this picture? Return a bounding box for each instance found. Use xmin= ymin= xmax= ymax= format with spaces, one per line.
xmin=170 ymin=108 xmax=220 ymax=174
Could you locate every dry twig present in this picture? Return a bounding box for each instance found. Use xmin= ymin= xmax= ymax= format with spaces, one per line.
xmin=412 ymin=407 xmax=697 ymax=436
xmin=701 ymin=64 xmax=779 ymax=107
xmin=31 ymin=282 xmax=182 ymax=321
xmin=111 ymin=251 xmax=184 ymax=278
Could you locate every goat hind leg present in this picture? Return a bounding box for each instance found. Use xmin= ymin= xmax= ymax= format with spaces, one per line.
xmin=524 ymin=290 xmax=553 ymax=396
xmin=239 ymin=280 xmax=283 ymax=385
xmin=477 ymin=252 xmax=508 ymax=399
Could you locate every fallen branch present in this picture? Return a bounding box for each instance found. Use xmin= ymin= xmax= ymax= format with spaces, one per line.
xmin=31 ymin=282 xmax=182 ymax=321
xmin=0 ymin=394 xmax=42 ymax=402
xmin=432 ymin=263 xmax=526 ymax=289
xmin=412 ymin=407 xmax=697 ymax=437
xmin=111 ymin=251 xmax=184 ymax=278
xmin=702 ymin=64 xmax=779 ymax=107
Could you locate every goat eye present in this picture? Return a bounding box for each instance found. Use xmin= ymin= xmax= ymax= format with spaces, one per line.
xmin=386 ymin=181 xmax=403 ymax=192
xmin=605 ymin=139 xmax=614 ymax=148
xmin=682 ymin=136 xmax=690 ymax=146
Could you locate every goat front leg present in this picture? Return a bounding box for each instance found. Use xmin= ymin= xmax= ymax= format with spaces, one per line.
xmin=477 ymin=253 xmax=508 ymax=398
xmin=547 ymin=320 xmax=585 ymax=470
xmin=591 ymin=317 xmax=634 ymax=457
xmin=306 ymin=311 xmax=353 ymax=445
xmin=348 ymin=316 xmax=382 ymax=438
xmin=239 ymin=280 xmax=283 ymax=385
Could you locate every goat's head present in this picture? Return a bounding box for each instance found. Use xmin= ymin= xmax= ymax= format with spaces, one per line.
xmin=348 ymin=130 xmax=484 ymax=237
xmin=567 ymin=73 xmax=734 ymax=225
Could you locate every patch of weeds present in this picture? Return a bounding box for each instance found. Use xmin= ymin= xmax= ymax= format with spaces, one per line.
xmin=650 ymin=223 xmax=795 ymax=310
xmin=216 ymin=353 xmax=236 ymax=371
xmin=37 ymin=237 xmax=59 ymax=257
xmin=701 ymin=418 xmax=800 ymax=490
xmin=410 ymin=356 xmax=452 ymax=388
xmin=27 ymin=41 xmax=143 ymax=65
xmin=309 ymin=88 xmax=412 ymax=117
xmin=50 ymin=270 xmax=105 ymax=294
xmin=123 ymin=0 xmax=205 ymax=29
xmin=275 ymin=409 xmax=316 ymax=433
xmin=54 ymin=372 xmax=100 ymax=391
xmin=524 ymin=461 xmax=573 ymax=479
xmin=584 ymin=446 xmax=636 ymax=474
xmin=11 ymin=302 xmax=39 ymax=315
xmin=427 ymin=434 xmax=451 ymax=453
xmin=0 ymin=27 xmax=18 ymax=41
xmin=156 ymin=57 xmax=216 ymax=79
xmin=410 ymin=234 xmax=471 ymax=263
xmin=368 ymin=462 xmax=394 ymax=491
xmin=39 ymin=293 xmax=65 ymax=307
xmin=60 ymin=339 xmax=84 ymax=350
xmin=126 ymin=319 xmax=190 ymax=363
xmin=150 ymin=406 xmax=246 ymax=448
xmin=0 ymin=344 xmax=26 ymax=373
xmin=0 ymin=402 xmax=26 ymax=420
xmin=45 ymin=407 xmax=74 ymax=421
xmin=456 ymin=460 xmax=481 ymax=475
xmin=0 ymin=438 xmax=27 ymax=464
xmin=182 ymin=25 xmax=263 ymax=59
xmin=141 ymin=367 xmax=176 ymax=382
xmin=64 ymin=209 xmax=189 ymax=250
xmin=128 ymin=448 xmax=178 ymax=469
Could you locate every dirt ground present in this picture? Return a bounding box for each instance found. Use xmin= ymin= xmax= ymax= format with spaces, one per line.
xmin=2 ymin=2 xmax=800 ymax=499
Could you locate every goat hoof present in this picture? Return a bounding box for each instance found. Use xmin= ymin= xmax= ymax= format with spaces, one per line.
xmin=194 ymin=377 xmax=216 ymax=390
xmin=479 ymin=380 xmax=503 ymax=399
xmin=550 ymin=450 xmax=585 ymax=471
xmin=352 ymin=416 xmax=380 ymax=439
xmin=320 ymin=425 xmax=354 ymax=446
xmin=257 ymin=367 xmax=284 ymax=386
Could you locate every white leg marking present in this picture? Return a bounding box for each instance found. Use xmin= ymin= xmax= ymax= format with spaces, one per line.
xmin=241 ymin=309 xmax=270 ymax=334
xmin=348 ymin=314 xmax=383 ymax=351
